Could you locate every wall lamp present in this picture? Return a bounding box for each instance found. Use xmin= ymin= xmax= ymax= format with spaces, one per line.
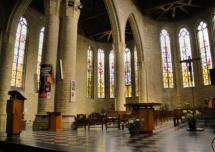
xmin=68 ymin=0 xmax=83 ymax=9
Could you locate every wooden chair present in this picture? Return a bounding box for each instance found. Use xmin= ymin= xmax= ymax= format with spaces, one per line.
xmin=119 ymin=111 xmax=131 ymax=130
xmin=74 ymin=114 xmax=88 ymax=129
xmin=104 ymin=111 xmax=120 ymax=130
xmin=173 ymin=109 xmax=183 ymax=126
xmin=88 ymin=113 xmax=104 ymax=130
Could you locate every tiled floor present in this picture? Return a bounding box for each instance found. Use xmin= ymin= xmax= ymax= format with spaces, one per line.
xmin=0 ymin=124 xmax=215 ymax=152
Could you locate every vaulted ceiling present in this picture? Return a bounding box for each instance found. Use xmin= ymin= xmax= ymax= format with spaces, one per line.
xmin=3 ymin=0 xmax=213 ymax=43
xmin=135 ymin=0 xmax=214 ymax=20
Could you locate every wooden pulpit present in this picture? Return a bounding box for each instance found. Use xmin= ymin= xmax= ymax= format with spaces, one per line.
xmin=47 ymin=112 xmax=63 ymax=131
xmin=6 ymin=90 xmax=26 ymax=136
xmin=125 ymin=103 xmax=161 ymax=132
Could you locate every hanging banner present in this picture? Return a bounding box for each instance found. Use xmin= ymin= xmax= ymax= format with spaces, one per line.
xmin=71 ymin=80 xmax=76 ymax=102
xmin=39 ymin=64 xmax=52 ymax=99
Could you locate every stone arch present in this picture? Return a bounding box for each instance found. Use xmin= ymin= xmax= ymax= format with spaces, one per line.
xmin=126 ymin=13 xmax=144 ymax=62
xmin=0 ymin=0 xmax=32 ymax=131
xmin=104 ymin=0 xmax=122 ymax=44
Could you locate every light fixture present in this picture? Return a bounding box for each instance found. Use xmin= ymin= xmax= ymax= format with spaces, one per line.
xmin=68 ymin=0 xmax=83 ymax=9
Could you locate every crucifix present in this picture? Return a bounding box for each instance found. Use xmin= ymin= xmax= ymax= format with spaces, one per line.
xmin=180 ymin=56 xmax=200 ymax=108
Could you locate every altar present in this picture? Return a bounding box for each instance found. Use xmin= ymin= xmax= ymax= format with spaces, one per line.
xmin=125 ymin=103 xmax=161 ymax=132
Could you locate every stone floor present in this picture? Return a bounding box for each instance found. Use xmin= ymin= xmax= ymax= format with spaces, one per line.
xmin=0 ymin=123 xmax=215 ymax=152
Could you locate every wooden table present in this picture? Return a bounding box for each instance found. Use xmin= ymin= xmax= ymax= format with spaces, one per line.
xmin=125 ymin=103 xmax=161 ymax=132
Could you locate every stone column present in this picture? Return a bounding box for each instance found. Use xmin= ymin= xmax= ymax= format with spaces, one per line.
xmin=33 ymin=0 xmax=60 ymax=130
xmin=0 ymin=30 xmax=16 ymax=131
xmin=113 ymin=42 xmax=126 ymax=111
xmin=55 ymin=0 xmax=80 ymax=128
xmin=139 ymin=61 xmax=148 ymax=103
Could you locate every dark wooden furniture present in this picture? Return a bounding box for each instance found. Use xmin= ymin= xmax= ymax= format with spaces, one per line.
xmin=88 ymin=113 xmax=104 ymax=130
xmin=125 ymin=103 xmax=161 ymax=132
xmin=104 ymin=111 xmax=120 ymax=130
xmin=74 ymin=114 xmax=88 ymax=129
xmin=173 ymin=109 xmax=183 ymax=126
xmin=47 ymin=112 xmax=63 ymax=131
xmin=119 ymin=111 xmax=131 ymax=130
xmin=6 ymin=90 xmax=26 ymax=136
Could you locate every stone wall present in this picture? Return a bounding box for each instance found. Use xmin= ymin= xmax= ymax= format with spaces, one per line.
xmin=1 ymin=0 xmax=215 ymax=129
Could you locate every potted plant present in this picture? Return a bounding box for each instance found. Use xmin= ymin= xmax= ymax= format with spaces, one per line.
xmin=126 ymin=115 xmax=143 ymax=136
xmin=182 ymin=109 xmax=200 ymax=131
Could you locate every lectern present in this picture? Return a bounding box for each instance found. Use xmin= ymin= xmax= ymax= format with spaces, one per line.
xmin=47 ymin=112 xmax=63 ymax=131
xmin=125 ymin=103 xmax=161 ymax=132
xmin=6 ymin=90 xmax=26 ymax=136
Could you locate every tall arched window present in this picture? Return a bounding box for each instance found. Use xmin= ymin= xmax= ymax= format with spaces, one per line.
xmin=109 ymin=50 xmax=114 ymax=98
xmin=160 ymin=29 xmax=174 ymax=88
xmin=134 ymin=47 xmax=139 ymax=96
xmin=98 ymin=49 xmax=105 ymax=98
xmin=178 ymin=28 xmax=195 ymax=87
xmin=87 ymin=46 xmax=93 ymax=97
xmin=197 ymin=21 xmax=213 ymax=85
xmin=11 ymin=17 xmax=28 ymax=87
xmin=37 ymin=27 xmax=45 ymax=89
xmin=124 ymin=48 xmax=132 ymax=97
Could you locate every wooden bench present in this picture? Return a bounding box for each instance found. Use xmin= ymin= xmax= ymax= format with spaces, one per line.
xmin=104 ymin=111 xmax=120 ymax=130
xmin=88 ymin=113 xmax=104 ymax=130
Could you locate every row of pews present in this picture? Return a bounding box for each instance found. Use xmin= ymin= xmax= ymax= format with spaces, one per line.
xmin=73 ymin=109 xmax=186 ymax=130
xmin=73 ymin=108 xmax=215 ymax=131
xmin=73 ymin=111 xmax=130 ymax=130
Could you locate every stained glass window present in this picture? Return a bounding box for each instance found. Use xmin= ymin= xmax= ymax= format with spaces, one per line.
xmin=11 ymin=17 xmax=28 ymax=87
xmin=178 ymin=28 xmax=195 ymax=87
xmin=134 ymin=47 xmax=139 ymax=96
xmin=87 ymin=46 xmax=93 ymax=97
xmin=124 ymin=48 xmax=132 ymax=97
xmin=37 ymin=27 xmax=45 ymax=89
xmin=98 ymin=49 xmax=105 ymax=98
xmin=109 ymin=50 xmax=115 ymax=98
xmin=160 ymin=30 xmax=174 ymax=88
xmin=197 ymin=21 xmax=213 ymax=85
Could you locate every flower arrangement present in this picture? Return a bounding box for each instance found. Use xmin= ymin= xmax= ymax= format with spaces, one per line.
xmin=182 ymin=109 xmax=200 ymax=120
xmin=126 ymin=115 xmax=144 ymax=135
xmin=182 ymin=109 xmax=201 ymax=131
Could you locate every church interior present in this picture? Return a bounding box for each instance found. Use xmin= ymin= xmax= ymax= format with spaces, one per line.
xmin=1 ymin=0 xmax=215 ymax=151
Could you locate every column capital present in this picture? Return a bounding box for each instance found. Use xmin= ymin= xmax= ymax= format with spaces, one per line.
xmin=61 ymin=0 xmax=81 ymax=18
xmin=44 ymin=0 xmax=61 ymax=16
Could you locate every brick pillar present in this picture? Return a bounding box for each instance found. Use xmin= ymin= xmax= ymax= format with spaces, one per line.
xmin=55 ymin=0 xmax=80 ymax=129
xmin=113 ymin=42 xmax=126 ymax=111
xmin=33 ymin=0 xmax=60 ymax=130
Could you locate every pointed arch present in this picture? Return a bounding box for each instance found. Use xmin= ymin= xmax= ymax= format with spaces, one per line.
xmin=104 ymin=0 xmax=122 ymax=44
xmin=197 ymin=21 xmax=213 ymax=85
xmin=178 ymin=27 xmax=195 ymax=87
xmin=126 ymin=13 xmax=144 ymax=61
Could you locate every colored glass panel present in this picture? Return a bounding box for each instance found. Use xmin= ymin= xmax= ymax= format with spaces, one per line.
xmin=124 ymin=48 xmax=132 ymax=97
xmin=197 ymin=21 xmax=212 ymax=85
xmin=178 ymin=28 xmax=195 ymax=87
xmin=37 ymin=27 xmax=45 ymax=89
xmin=98 ymin=49 xmax=105 ymax=98
xmin=134 ymin=47 xmax=139 ymax=96
xmin=160 ymin=30 xmax=174 ymax=88
xmin=11 ymin=17 xmax=27 ymax=87
xmin=87 ymin=46 xmax=93 ymax=97
xmin=109 ymin=50 xmax=115 ymax=98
